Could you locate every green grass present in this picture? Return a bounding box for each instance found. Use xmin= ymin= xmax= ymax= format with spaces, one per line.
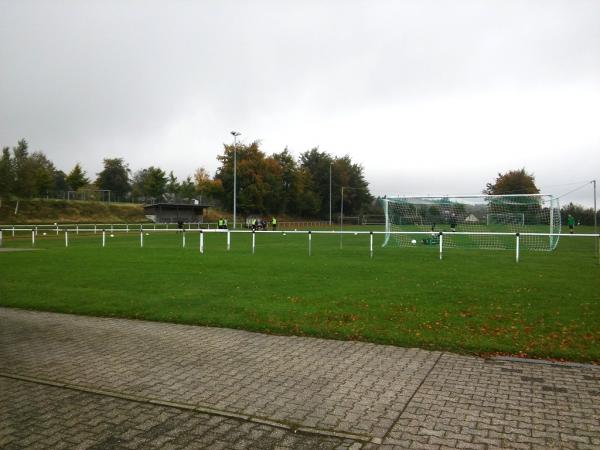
xmin=1 ymin=226 xmax=599 ymax=362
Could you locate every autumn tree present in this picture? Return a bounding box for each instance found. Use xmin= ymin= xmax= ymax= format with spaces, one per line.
xmin=484 ymin=169 xmax=540 ymax=195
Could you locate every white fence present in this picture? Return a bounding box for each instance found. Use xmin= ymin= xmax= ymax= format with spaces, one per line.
xmin=1 ymin=227 xmax=598 ymax=264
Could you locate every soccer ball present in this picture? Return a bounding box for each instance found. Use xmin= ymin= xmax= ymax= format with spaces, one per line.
xmin=110 ymin=234 xmax=114 ymax=238
xmin=411 ymin=239 xmax=417 ymax=245
xmin=145 ymin=233 xmax=149 ymax=236
xmin=42 ymin=232 xmax=47 ymax=236
xmin=354 ymin=232 xmax=358 ymax=236
xmin=282 ymin=232 xmax=287 ymax=236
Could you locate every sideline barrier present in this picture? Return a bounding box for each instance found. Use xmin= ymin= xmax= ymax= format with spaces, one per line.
xmin=4 ymin=227 xmax=599 ymax=264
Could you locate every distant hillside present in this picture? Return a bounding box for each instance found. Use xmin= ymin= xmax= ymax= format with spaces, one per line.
xmin=0 ymin=199 xmax=148 ymax=224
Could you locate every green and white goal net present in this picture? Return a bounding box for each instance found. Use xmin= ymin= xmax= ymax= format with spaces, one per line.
xmin=383 ymin=194 xmax=561 ymax=251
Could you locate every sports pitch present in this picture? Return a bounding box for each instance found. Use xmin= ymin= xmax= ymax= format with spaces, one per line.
xmin=0 ymin=226 xmax=598 ymax=362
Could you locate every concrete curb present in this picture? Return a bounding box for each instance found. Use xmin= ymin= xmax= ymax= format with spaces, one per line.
xmin=0 ymin=371 xmax=376 ymax=444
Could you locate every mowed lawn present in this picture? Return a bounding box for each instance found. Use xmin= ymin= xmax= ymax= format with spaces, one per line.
xmin=1 ymin=227 xmax=598 ymax=362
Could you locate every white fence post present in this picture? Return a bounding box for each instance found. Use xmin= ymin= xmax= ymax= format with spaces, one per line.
xmin=32 ymin=230 xmax=35 ymax=246
xmin=439 ymin=232 xmax=443 ymax=260
xmin=94 ymin=224 xmax=97 ymax=234
xmin=0 ymin=229 xmax=3 ymax=247
xmin=227 ymin=230 xmax=231 ymax=251
xmin=12 ymin=226 xmax=15 ymax=237
xmin=516 ymin=233 xmax=520 ymax=263
xmin=308 ymin=231 xmax=312 ymax=256
xmin=102 ymin=230 xmax=106 ymax=247
xmin=140 ymin=230 xmax=144 ymax=248
xmin=182 ymin=229 xmax=186 ymax=248
xmin=370 ymin=231 xmax=373 ymax=259
xmin=199 ymin=230 xmax=204 ymax=254
xmin=252 ymin=230 xmax=256 ymax=255
xmin=76 ymin=224 xmax=79 ymax=235
xmin=35 ymin=226 xmax=38 ymax=236
xmin=56 ymin=224 xmax=59 ymax=235
xmin=111 ymin=224 xmax=114 ymax=233
xmin=126 ymin=224 xmax=129 ymax=233
xmin=65 ymin=230 xmax=68 ymax=247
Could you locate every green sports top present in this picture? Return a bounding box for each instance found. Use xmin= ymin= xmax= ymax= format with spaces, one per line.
xmin=567 ymin=216 xmax=575 ymax=226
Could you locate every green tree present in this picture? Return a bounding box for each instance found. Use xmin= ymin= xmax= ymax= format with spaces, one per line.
xmin=29 ymin=152 xmax=57 ymax=196
xmin=178 ymin=176 xmax=196 ymax=199
xmin=272 ymin=148 xmax=298 ymax=214
xmin=0 ymin=147 xmax=14 ymax=198
xmin=166 ymin=171 xmax=180 ymax=196
xmin=131 ymin=166 xmax=167 ymax=199
xmin=293 ymin=167 xmax=321 ymax=216
xmin=53 ymin=170 xmax=69 ymax=192
xmin=215 ymin=141 xmax=274 ymax=214
xmin=299 ymin=148 xmax=372 ymax=217
xmin=561 ymin=202 xmax=598 ymax=226
xmin=332 ymin=155 xmax=372 ymax=216
xmin=12 ymin=139 xmax=31 ymax=197
xmin=96 ymin=158 xmax=131 ymax=200
xmin=66 ymin=163 xmax=89 ymax=191
xmin=484 ymin=169 xmax=540 ymax=195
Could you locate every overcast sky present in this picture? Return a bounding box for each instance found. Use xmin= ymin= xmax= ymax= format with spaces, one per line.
xmin=1 ymin=0 xmax=598 ymax=205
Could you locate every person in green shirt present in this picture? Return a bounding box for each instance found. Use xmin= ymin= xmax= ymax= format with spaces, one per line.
xmin=271 ymin=217 xmax=277 ymax=231
xmin=567 ymin=214 xmax=575 ymax=234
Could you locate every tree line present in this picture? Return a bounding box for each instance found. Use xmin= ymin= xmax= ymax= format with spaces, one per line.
xmin=484 ymin=169 xmax=598 ymax=226
xmin=0 ymin=139 xmax=375 ymax=218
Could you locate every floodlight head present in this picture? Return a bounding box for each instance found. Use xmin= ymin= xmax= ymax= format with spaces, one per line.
xmin=231 ymin=131 xmax=241 ymax=137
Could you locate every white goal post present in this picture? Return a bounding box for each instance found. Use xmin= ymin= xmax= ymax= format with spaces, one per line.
xmin=383 ymin=194 xmax=561 ymax=251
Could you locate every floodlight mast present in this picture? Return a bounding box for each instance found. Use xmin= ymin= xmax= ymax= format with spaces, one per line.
xmin=593 ymin=179 xmax=598 ymax=262
xmin=231 ymin=131 xmax=241 ymax=229
xmin=329 ymin=162 xmax=333 ymax=225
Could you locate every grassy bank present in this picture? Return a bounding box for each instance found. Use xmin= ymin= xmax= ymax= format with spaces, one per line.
xmin=0 ymin=199 xmax=147 ymax=224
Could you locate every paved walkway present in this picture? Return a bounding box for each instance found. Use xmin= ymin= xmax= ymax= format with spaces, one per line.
xmin=0 ymin=308 xmax=599 ymax=449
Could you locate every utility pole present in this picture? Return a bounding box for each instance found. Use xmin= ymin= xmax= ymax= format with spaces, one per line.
xmin=329 ymin=162 xmax=333 ymax=226
xmin=593 ymin=179 xmax=598 ymax=261
xmin=231 ymin=131 xmax=241 ymax=229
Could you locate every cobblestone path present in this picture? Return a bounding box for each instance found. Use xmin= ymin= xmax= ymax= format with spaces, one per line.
xmin=1 ymin=308 xmax=599 ymax=449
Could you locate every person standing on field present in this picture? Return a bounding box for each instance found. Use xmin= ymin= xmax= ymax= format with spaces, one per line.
xmin=567 ymin=214 xmax=575 ymax=234
xmin=271 ymin=217 xmax=277 ymax=231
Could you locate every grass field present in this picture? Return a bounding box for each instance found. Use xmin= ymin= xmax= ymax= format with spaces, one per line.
xmin=1 ymin=226 xmax=598 ymax=362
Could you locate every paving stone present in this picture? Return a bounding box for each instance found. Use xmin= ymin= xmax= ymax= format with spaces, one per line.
xmin=0 ymin=377 xmax=358 ymax=449
xmin=2 ymin=307 xmax=600 ymax=449
xmin=380 ymin=352 xmax=600 ymax=449
xmin=0 ymin=308 xmax=438 ymax=440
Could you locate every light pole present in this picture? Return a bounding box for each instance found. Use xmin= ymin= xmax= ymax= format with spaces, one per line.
xmin=593 ymin=179 xmax=597 ymax=262
xmin=231 ymin=131 xmax=241 ymax=229
xmin=329 ymin=162 xmax=333 ymax=226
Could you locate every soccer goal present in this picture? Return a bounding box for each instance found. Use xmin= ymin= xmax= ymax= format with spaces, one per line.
xmin=383 ymin=194 xmax=561 ymax=251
